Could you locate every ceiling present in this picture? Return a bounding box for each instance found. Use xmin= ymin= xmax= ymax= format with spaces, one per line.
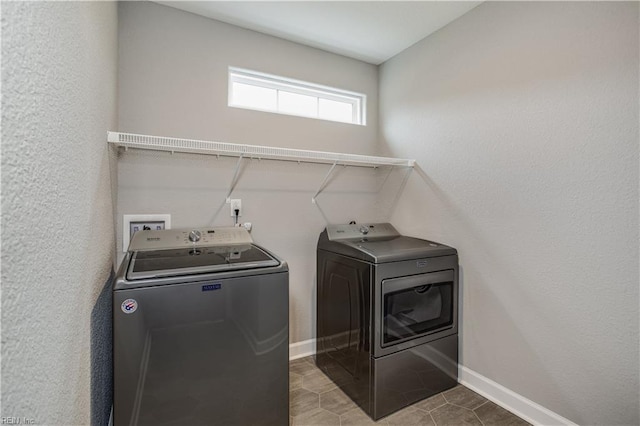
xmin=155 ymin=1 xmax=482 ymax=65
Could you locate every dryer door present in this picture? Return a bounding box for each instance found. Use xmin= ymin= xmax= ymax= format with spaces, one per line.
xmin=378 ymin=270 xmax=456 ymax=354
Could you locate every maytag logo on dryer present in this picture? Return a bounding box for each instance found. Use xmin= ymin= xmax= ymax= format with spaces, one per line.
xmin=416 ymin=260 xmax=428 ymax=268
xmin=121 ymin=299 xmax=138 ymax=314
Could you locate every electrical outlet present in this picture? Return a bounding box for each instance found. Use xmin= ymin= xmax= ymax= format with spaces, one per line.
xmin=230 ymin=199 xmax=242 ymax=217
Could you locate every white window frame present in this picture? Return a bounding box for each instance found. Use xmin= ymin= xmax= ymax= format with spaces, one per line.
xmin=228 ymin=67 xmax=366 ymax=126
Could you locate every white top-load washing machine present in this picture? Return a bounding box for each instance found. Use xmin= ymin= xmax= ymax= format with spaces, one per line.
xmin=316 ymin=223 xmax=458 ymax=420
xmin=113 ymin=227 xmax=288 ymax=426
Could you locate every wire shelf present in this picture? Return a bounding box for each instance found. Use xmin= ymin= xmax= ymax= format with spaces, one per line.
xmin=107 ymin=132 xmax=415 ymax=168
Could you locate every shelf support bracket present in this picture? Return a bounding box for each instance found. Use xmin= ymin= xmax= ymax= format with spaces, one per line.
xmin=312 ymin=162 xmax=339 ymax=205
xmin=225 ymin=154 xmax=245 ymax=203
xmin=385 ymin=166 xmax=414 ymax=220
xmin=312 ymin=162 xmax=343 ymax=224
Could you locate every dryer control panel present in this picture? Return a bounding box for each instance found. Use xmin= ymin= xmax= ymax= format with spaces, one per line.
xmin=128 ymin=226 xmax=254 ymax=251
xmin=326 ymin=223 xmax=400 ymax=241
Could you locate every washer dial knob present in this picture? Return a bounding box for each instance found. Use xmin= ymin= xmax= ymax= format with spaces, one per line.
xmin=359 ymin=225 xmax=370 ymax=235
xmin=188 ymin=230 xmax=202 ymax=242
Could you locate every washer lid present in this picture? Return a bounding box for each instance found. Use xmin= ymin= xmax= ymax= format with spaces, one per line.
xmin=126 ymin=244 xmax=279 ymax=280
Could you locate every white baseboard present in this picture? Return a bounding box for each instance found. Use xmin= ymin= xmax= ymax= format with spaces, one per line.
xmin=289 ymin=338 xmax=316 ymax=360
xmin=459 ymin=365 xmax=577 ymax=426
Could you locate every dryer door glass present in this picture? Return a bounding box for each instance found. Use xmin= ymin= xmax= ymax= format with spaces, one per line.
xmin=382 ymin=270 xmax=454 ymax=346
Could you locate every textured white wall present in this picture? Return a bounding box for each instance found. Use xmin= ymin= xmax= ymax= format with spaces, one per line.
xmin=1 ymin=2 xmax=118 ymax=425
xmin=379 ymin=2 xmax=639 ymax=425
xmin=117 ymin=2 xmax=382 ymax=344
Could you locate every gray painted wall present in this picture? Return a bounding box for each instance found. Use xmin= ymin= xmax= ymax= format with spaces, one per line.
xmin=117 ymin=2 xmax=384 ymax=344
xmin=4 ymin=2 xmax=636 ymax=424
xmin=379 ymin=2 xmax=639 ymax=425
xmin=1 ymin=2 xmax=118 ymax=425
xmin=118 ymin=1 xmax=378 ymax=152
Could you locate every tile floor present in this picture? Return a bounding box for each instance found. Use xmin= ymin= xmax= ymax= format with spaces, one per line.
xmin=290 ymin=356 xmax=530 ymax=426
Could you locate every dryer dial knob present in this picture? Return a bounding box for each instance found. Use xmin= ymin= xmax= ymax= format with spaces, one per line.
xmin=188 ymin=230 xmax=202 ymax=242
xmin=359 ymin=225 xmax=370 ymax=235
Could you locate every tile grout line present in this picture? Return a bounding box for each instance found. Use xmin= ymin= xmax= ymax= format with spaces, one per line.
xmin=414 ymin=407 xmax=430 ymax=415
xmin=448 ymin=402 xmax=480 ymax=411
xmin=428 ymin=411 xmax=437 ymax=426
xmin=317 ymin=386 xmax=339 ymax=396
xmin=473 ymin=400 xmax=489 ymax=411
xmin=473 ymin=408 xmax=486 ymax=426
xmin=425 ymin=400 xmax=449 ymax=413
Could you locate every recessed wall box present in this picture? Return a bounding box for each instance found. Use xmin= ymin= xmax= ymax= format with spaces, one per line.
xmin=122 ymin=214 xmax=171 ymax=252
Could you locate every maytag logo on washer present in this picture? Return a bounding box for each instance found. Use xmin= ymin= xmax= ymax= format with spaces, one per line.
xmin=121 ymin=299 xmax=138 ymax=314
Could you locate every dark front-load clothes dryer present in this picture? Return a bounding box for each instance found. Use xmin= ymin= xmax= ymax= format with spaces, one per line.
xmin=113 ymin=227 xmax=288 ymax=426
xmin=316 ymin=223 xmax=458 ymax=420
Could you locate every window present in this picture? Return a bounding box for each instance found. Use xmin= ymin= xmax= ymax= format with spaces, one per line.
xmin=228 ymin=67 xmax=366 ymax=125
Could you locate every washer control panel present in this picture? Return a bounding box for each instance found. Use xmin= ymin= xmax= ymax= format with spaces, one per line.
xmin=129 ymin=226 xmax=254 ymax=251
xmin=326 ymin=223 xmax=400 ymax=241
